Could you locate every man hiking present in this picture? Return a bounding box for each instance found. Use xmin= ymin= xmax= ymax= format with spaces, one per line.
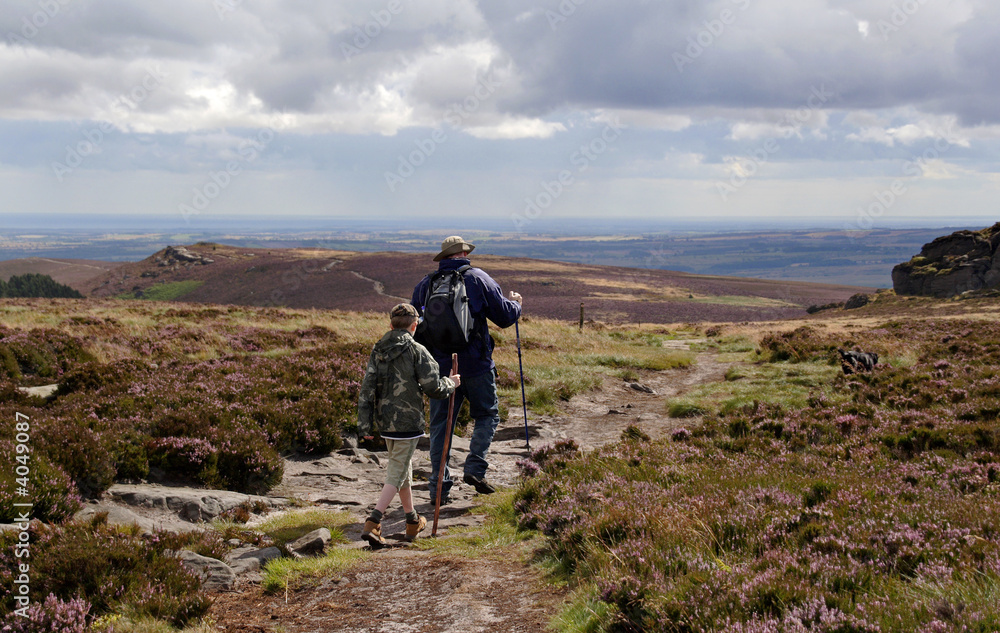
xmin=412 ymin=236 xmax=522 ymax=505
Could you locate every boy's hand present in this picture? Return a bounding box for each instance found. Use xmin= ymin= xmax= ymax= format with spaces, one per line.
xmin=509 ymin=291 xmax=523 ymax=305
xmin=450 ymin=373 xmax=461 ymax=388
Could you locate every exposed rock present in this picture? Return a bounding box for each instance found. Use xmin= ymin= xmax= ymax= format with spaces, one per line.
xmin=74 ymin=503 xmax=161 ymax=534
xmin=844 ymin=293 xmax=871 ymax=310
xmin=229 ymin=546 xmax=282 ymax=574
xmin=17 ymin=384 xmax=58 ymax=399
xmin=893 ymin=223 xmax=1000 ymax=297
xmin=174 ymin=550 xmax=236 ymax=591
xmin=629 ymin=382 xmax=656 ymax=394
xmin=287 ymin=528 xmax=332 ymax=558
xmin=156 ymin=245 xmax=215 ymax=267
xmin=106 ymin=484 xmax=286 ymax=523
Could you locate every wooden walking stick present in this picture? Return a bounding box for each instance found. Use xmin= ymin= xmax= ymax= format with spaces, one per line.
xmin=432 ymin=353 xmax=458 ymax=536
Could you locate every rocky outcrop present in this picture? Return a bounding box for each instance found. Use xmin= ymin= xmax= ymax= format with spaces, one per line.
xmin=892 ymin=223 xmax=1000 ymax=297
xmin=156 ymin=246 xmax=214 ymax=267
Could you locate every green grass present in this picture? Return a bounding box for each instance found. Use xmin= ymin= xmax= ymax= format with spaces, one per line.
xmin=414 ymin=491 xmax=539 ymax=558
xmin=665 ymin=360 xmax=843 ymax=417
xmin=575 ymin=351 xmax=693 ymax=371
xmin=262 ymin=548 xmax=370 ymax=593
xmin=551 ymin=586 xmax=619 ymax=633
xmin=666 ymin=400 xmax=709 ymax=418
xmin=117 ymin=281 xmax=204 ymax=301
xmin=256 ymin=508 xmax=352 ymax=547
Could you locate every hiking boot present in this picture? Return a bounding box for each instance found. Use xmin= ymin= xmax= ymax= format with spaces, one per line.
xmin=361 ymin=520 xmax=385 ymax=549
xmin=403 ymin=515 xmax=427 ymax=542
xmin=463 ymin=473 xmax=496 ymax=495
xmin=429 ymin=495 xmax=451 ymax=506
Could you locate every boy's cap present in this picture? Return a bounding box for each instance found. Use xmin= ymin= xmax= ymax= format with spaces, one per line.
xmin=391 ymin=303 xmax=419 ymax=318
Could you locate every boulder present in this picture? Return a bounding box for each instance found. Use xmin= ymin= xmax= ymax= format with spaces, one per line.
xmin=844 ymin=293 xmax=871 ymax=310
xmin=229 ymin=546 xmax=282 ymax=574
xmin=174 ymin=550 xmax=236 ymax=592
xmin=287 ymin=528 xmax=332 ymax=558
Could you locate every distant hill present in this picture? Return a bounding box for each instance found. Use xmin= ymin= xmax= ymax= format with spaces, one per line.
xmin=83 ymin=243 xmax=874 ymax=324
xmin=0 ymin=257 xmax=120 ymax=293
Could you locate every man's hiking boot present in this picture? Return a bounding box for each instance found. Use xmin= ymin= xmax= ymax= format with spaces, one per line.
xmin=361 ymin=520 xmax=385 ymax=549
xmin=430 ymin=495 xmax=451 ymax=506
xmin=404 ymin=515 xmax=427 ymax=542
xmin=463 ymin=473 xmax=496 ymax=495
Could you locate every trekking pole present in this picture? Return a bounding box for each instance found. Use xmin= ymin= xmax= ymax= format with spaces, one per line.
xmin=432 ymin=353 xmax=458 ymax=537
xmin=515 ymin=320 xmax=530 ymax=450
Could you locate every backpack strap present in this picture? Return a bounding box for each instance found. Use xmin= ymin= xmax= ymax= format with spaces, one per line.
xmin=457 ymin=266 xmax=492 ymax=352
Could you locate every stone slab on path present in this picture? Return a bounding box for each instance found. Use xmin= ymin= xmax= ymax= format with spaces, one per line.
xmin=74 ymin=501 xmax=203 ymax=535
xmin=106 ymin=484 xmax=287 ymax=522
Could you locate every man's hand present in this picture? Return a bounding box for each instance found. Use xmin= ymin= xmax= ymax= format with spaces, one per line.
xmin=450 ymin=373 xmax=461 ymax=388
xmin=509 ymin=291 xmax=523 ymax=305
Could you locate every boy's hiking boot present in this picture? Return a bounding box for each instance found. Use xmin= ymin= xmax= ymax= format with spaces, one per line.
xmin=362 ymin=520 xmax=385 ymax=549
xmin=463 ymin=473 xmax=496 ymax=495
xmin=404 ymin=515 xmax=427 ymax=542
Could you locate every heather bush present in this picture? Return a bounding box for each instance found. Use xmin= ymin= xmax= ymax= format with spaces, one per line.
xmin=10 ymin=341 xmax=364 ymax=498
xmin=517 ymin=318 xmax=1000 ymax=631
xmin=0 ymin=520 xmax=209 ymax=626
xmin=0 ymin=594 xmax=90 ymax=633
xmin=0 ymin=328 xmax=94 ymax=383
xmin=0 ymin=440 xmax=81 ymax=523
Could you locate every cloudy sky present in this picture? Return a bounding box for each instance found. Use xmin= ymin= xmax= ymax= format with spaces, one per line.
xmin=1 ymin=0 xmax=998 ymax=233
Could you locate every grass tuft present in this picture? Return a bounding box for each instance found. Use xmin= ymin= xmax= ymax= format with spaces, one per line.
xmin=255 ymin=508 xmax=352 ymax=547
xmin=262 ymin=548 xmax=370 ymax=593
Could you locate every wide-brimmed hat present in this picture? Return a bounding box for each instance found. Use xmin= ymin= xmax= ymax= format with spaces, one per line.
xmin=433 ymin=235 xmax=476 ymax=262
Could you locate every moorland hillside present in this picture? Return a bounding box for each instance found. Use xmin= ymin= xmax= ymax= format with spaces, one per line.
xmin=82 ymin=242 xmax=874 ymax=324
xmin=2 ymin=288 xmax=1000 ymax=630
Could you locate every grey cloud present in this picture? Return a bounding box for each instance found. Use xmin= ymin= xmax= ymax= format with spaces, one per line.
xmin=476 ymin=0 xmax=990 ymax=123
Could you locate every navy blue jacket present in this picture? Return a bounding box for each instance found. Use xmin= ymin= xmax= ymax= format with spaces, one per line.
xmin=411 ymin=258 xmax=521 ymax=378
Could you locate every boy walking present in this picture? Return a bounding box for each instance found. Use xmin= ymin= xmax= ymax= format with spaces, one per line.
xmin=357 ymin=303 xmax=460 ymax=548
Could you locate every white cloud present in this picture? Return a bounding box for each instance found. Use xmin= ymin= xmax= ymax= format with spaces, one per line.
xmin=465 ymin=116 xmax=565 ymax=140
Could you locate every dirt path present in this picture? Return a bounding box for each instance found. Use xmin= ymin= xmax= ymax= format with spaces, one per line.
xmin=208 ymin=350 xmax=728 ymax=632
xmin=350 ymin=270 xmax=409 ymax=302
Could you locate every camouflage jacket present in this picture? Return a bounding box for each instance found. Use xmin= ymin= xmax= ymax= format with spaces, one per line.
xmin=357 ymin=329 xmax=456 ymax=437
